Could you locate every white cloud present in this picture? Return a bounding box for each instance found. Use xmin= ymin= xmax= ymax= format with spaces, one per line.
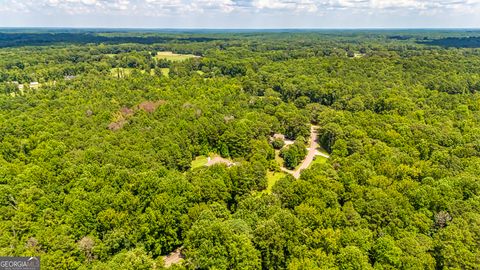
xmin=2 ymin=0 xmax=480 ymax=16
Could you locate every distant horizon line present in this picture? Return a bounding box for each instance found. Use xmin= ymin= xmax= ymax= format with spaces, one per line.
xmin=1 ymin=27 xmax=480 ymax=30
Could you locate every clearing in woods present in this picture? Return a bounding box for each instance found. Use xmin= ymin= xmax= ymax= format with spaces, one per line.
xmin=190 ymin=154 xmax=236 ymax=169
xmin=156 ymin=51 xmax=199 ymax=62
xmin=280 ymin=126 xmax=330 ymax=179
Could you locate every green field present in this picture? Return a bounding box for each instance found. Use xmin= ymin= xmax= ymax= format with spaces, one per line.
xmin=156 ymin=51 xmax=198 ymax=62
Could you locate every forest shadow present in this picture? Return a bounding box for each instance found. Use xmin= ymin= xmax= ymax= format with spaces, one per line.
xmin=0 ymin=32 xmax=227 ymax=48
xmin=417 ymin=36 xmax=480 ymax=48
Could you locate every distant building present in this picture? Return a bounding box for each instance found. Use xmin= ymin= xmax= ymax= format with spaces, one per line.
xmin=29 ymin=82 xmax=39 ymax=89
xmin=64 ymin=75 xmax=77 ymax=80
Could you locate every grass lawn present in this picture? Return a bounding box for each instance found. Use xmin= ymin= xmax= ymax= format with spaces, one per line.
xmin=310 ymin=156 xmax=328 ymax=167
xmin=156 ymin=51 xmax=198 ymax=62
xmin=191 ymin=156 xmax=208 ymax=169
xmin=263 ymin=171 xmax=287 ymax=194
xmin=274 ymin=150 xmax=284 ymax=166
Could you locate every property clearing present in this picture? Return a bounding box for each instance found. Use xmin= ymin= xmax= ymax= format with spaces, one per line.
xmin=156 ymin=51 xmax=199 ymax=62
xmin=280 ymin=125 xmax=330 ymax=179
xmin=191 ymin=154 xmax=237 ymax=169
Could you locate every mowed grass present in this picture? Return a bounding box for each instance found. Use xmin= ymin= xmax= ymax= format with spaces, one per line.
xmin=263 ymin=171 xmax=287 ymax=194
xmin=310 ymin=155 xmax=328 ymax=167
xmin=191 ymin=156 xmax=208 ymax=169
xmin=156 ymin=51 xmax=198 ymax=62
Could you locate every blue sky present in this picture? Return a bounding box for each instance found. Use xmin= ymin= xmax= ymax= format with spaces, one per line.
xmin=0 ymin=0 xmax=480 ymax=28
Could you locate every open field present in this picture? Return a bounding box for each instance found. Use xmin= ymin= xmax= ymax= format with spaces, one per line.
xmin=156 ymin=51 xmax=199 ymax=62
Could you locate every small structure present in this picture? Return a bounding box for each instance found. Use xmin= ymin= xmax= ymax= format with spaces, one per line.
xmin=271 ymin=133 xmax=294 ymax=147
xmin=272 ymin=133 xmax=285 ymax=140
xmin=64 ymin=75 xmax=77 ymax=80
xmin=29 ymin=82 xmax=39 ymax=89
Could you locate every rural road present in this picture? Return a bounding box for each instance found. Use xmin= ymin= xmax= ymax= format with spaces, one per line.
xmin=281 ymin=125 xmax=329 ymax=179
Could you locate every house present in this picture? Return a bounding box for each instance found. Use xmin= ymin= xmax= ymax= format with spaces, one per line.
xmin=64 ymin=75 xmax=77 ymax=80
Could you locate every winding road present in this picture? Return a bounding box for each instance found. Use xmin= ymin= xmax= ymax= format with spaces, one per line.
xmin=281 ymin=125 xmax=329 ymax=179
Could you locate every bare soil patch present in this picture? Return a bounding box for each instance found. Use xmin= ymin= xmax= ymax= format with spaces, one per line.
xmin=163 ymin=248 xmax=184 ymax=267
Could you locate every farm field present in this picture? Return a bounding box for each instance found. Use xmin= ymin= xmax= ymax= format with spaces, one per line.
xmin=156 ymin=51 xmax=199 ymax=62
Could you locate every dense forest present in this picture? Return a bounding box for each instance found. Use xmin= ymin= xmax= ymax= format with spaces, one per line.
xmin=0 ymin=30 xmax=479 ymax=269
